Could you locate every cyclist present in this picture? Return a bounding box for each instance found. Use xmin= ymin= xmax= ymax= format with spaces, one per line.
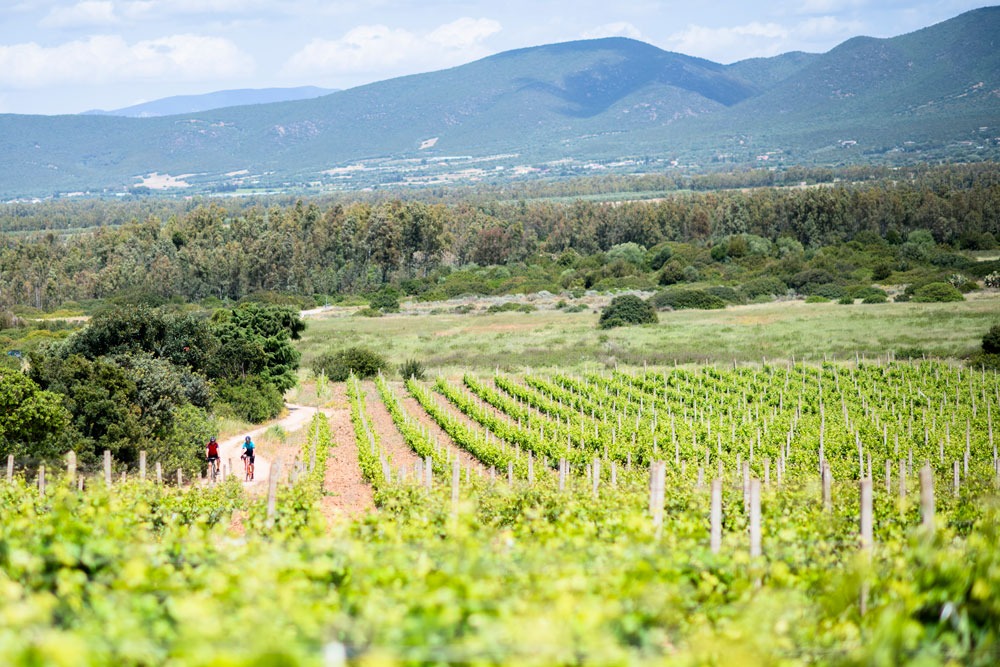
xmin=241 ymin=435 xmax=255 ymax=481
xmin=205 ymin=436 xmax=220 ymax=480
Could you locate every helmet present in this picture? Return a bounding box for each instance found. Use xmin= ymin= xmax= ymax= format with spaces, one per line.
xmin=244 ymin=436 xmax=251 ymax=442
xmin=210 ymin=436 xmax=216 ymax=442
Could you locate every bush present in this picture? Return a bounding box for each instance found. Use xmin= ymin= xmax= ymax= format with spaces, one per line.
xmin=810 ymin=283 xmax=847 ymax=300
xmin=985 ymin=272 xmax=1000 ymax=289
xmin=851 ymin=286 xmax=888 ymax=301
xmin=861 ymin=292 xmax=888 ymax=304
xmin=871 ymin=263 xmax=893 ymax=282
xmin=314 ymin=346 xmax=389 ymax=381
xmin=213 ymin=377 xmax=284 ymax=423
xmin=805 ymin=295 xmax=830 ymax=303
xmin=650 ymin=288 xmax=727 ymax=311
xmin=911 ymin=282 xmax=964 ymax=303
xmin=486 ymin=302 xmax=536 ymax=314
xmin=368 ymin=287 xmax=400 ymax=313
xmin=895 ymin=346 xmax=926 ymax=360
xmin=646 ymin=245 xmax=673 ymax=271
xmin=740 ymin=276 xmax=788 ymax=300
xmin=598 ymin=295 xmax=658 ymax=329
xmin=838 ymin=295 xmax=855 ymax=305
xmin=658 ymin=262 xmax=685 ymax=286
xmin=983 ymin=325 xmax=1000 ymax=355
xmin=399 ymin=359 xmax=426 ymax=380
xmin=703 ymin=286 xmax=742 ymax=304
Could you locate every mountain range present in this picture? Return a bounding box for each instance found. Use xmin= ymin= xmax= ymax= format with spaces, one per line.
xmin=1 ymin=6 xmax=998 ymax=199
xmin=81 ymin=86 xmax=338 ymax=118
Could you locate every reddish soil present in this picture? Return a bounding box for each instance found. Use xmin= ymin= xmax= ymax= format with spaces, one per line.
xmin=318 ymin=384 xmax=375 ymax=526
xmin=362 ymin=382 xmax=422 ymax=477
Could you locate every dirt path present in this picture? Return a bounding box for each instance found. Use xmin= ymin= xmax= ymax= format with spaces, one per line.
xmin=218 ymin=403 xmax=318 ymax=490
xmin=318 ymin=384 xmax=375 ymax=524
xmin=362 ymin=382 xmax=422 ymax=475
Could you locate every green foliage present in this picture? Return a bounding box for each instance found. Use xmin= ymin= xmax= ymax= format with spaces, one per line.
xmin=912 ymin=282 xmax=965 ymax=302
xmin=314 ymin=346 xmax=388 ymax=381
xmin=646 ymin=244 xmax=673 ymax=271
xmin=649 ymin=288 xmax=727 ymax=310
xmin=597 ymin=295 xmax=658 ymax=329
xmin=212 ymin=376 xmax=284 ymax=423
xmin=982 ymin=325 xmax=1000 ymax=355
xmin=605 ymin=242 xmax=646 ymax=266
xmin=209 ymin=302 xmax=303 ymax=393
xmin=368 ymin=286 xmax=401 ymax=313
xmin=805 ymin=295 xmax=830 ymax=303
xmin=740 ymin=276 xmax=788 ymax=300
xmin=0 ymin=368 xmax=70 ymax=459
xmin=486 ymin=302 xmax=536 ymax=313
xmin=398 ymin=358 xmax=426 ymax=380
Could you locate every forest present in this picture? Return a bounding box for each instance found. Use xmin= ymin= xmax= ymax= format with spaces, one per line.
xmin=1 ymin=163 xmax=999 ymax=314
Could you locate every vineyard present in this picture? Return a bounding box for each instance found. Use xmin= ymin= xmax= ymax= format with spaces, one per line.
xmin=2 ymin=360 xmax=999 ymax=665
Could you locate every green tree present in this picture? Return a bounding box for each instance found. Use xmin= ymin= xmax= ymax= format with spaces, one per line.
xmin=598 ymin=295 xmax=658 ymax=329
xmin=0 ymin=368 xmax=70 ymax=458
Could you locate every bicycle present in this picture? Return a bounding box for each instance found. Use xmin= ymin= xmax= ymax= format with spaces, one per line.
xmin=207 ymin=456 xmax=220 ymax=483
xmin=242 ymin=454 xmax=254 ymax=482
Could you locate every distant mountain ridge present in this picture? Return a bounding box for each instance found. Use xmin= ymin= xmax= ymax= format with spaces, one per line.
xmin=1 ymin=6 xmax=998 ymax=198
xmin=82 ymin=86 xmax=338 ymax=117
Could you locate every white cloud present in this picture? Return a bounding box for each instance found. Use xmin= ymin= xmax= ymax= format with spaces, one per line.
xmin=285 ymin=17 xmax=501 ymax=77
xmin=0 ymin=34 xmax=254 ymax=88
xmin=581 ymin=22 xmax=645 ymax=40
xmin=41 ymin=1 xmax=119 ymax=29
xmin=667 ymin=22 xmax=789 ymax=61
xmin=427 ymin=17 xmax=501 ymax=49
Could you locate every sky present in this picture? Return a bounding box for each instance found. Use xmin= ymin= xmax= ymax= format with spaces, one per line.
xmin=0 ymin=0 xmax=993 ymax=115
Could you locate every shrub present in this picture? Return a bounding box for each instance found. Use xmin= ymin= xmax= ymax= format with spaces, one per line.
xmin=871 ymin=263 xmax=893 ymax=282
xmin=851 ymin=286 xmax=888 ymax=301
xmin=810 ymin=283 xmax=847 ymax=299
xmin=486 ymin=302 xmax=536 ymax=314
xmin=356 ymin=307 xmax=383 ymax=318
xmin=314 ymin=346 xmax=389 ymax=381
xmin=368 ymin=287 xmax=400 ymax=313
xmin=983 ymin=325 xmax=1000 ymax=355
xmin=740 ymin=276 xmax=788 ymax=300
xmin=399 ymin=359 xmax=426 ymax=380
xmin=658 ymin=262 xmax=685 ymax=286
xmin=704 ymin=286 xmax=742 ymax=304
xmin=213 ymin=377 xmax=284 ymax=423
xmin=646 ymin=245 xmax=673 ymax=271
xmin=606 ymin=243 xmax=647 ymax=266
xmin=895 ymin=346 xmax=926 ymax=360
xmin=984 ymin=272 xmax=1000 ymax=289
xmin=598 ymin=295 xmax=658 ymax=329
xmin=861 ymin=292 xmax=888 ymax=304
xmin=838 ymin=295 xmax=855 ymax=305
xmin=805 ymin=295 xmax=830 ymax=303
xmin=911 ymin=282 xmax=964 ymax=303
xmin=650 ymin=288 xmax=726 ymax=310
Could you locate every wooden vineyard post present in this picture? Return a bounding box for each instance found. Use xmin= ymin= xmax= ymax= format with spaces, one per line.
xmin=710 ymin=479 xmax=722 ymax=554
xmin=764 ymin=458 xmax=770 ymax=486
xmin=558 ymin=458 xmax=567 ymax=492
xmin=611 ymin=461 xmax=618 ymax=487
xmin=38 ymin=465 xmax=45 ymax=495
xmin=451 ymin=459 xmax=460 ymax=516
xmin=228 ymin=458 xmax=234 ymax=480
xmin=899 ymin=460 xmax=907 ymax=503
xmin=66 ymin=451 xmax=76 ymax=487
xmin=859 ymin=478 xmax=873 ymax=616
xmin=104 ymin=450 xmax=112 ymax=487
xmin=749 ymin=479 xmax=762 ymax=559
xmin=697 ymin=466 xmax=704 ymax=489
xmin=822 ymin=462 xmax=832 ymax=512
xmin=885 ymin=459 xmax=892 ymax=494
xmin=265 ymin=460 xmax=281 ymax=529
xmin=528 ymin=451 xmax=534 ymax=485
xmin=6 ymin=454 xmax=12 ymax=483
xmin=651 ymin=462 xmax=666 ymax=539
xmin=155 ymin=461 xmax=162 ymax=485
xmin=592 ymin=458 xmax=600 ymax=498
xmin=507 ymin=462 xmax=514 ymax=486
xmin=425 ymin=456 xmax=433 ymax=490
xmin=742 ymin=461 xmax=751 ymax=513
xmin=953 ymin=460 xmax=960 ymax=497
xmin=139 ymin=451 xmax=146 ymax=481
xmin=176 ymin=468 xmax=183 ymax=486
xmin=920 ymin=463 xmax=935 ymax=535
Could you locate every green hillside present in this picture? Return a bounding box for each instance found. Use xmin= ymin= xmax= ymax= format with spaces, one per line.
xmin=0 ymin=7 xmax=998 ymax=198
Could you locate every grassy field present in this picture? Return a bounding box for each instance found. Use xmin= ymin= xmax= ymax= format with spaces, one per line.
xmin=296 ymin=292 xmax=1000 ymax=376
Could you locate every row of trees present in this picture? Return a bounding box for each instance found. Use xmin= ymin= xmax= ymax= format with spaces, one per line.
xmin=0 ymin=302 xmax=303 ymax=470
